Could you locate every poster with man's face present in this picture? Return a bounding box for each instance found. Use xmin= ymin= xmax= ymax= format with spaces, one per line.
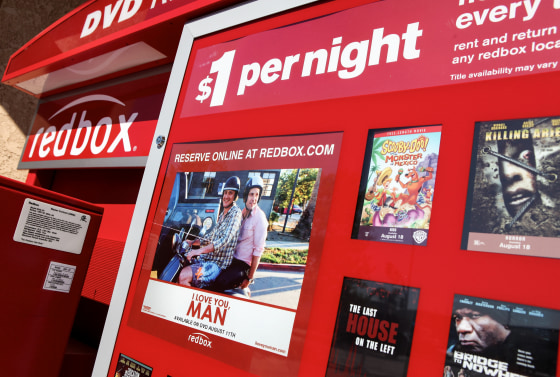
xmin=126 ymin=133 xmax=342 ymax=377
xmin=462 ymin=116 xmax=560 ymax=258
xmin=445 ymin=295 xmax=560 ymax=377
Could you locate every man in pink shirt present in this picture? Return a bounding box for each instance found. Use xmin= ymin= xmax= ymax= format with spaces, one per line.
xmin=211 ymin=176 xmax=268 ymax=294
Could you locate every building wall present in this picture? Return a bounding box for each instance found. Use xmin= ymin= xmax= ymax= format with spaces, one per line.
xmin=0 ymin=0 xmax=86 ymax=182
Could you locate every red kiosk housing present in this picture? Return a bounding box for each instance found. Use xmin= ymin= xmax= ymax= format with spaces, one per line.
xmin=0 ymin=176 xmax=103 ymax=376
xmin=3 ymin=0 xmax=560 ymax=376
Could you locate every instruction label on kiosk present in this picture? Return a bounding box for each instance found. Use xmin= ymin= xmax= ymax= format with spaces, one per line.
xmin=14 ymin=198 xmax=90 ymax=254
xmin=43 ymin=261 xmax=77 ymax=293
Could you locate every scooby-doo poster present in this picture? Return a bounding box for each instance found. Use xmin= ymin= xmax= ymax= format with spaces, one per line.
xmin=352 ymin=125 xmax=441 ymax=246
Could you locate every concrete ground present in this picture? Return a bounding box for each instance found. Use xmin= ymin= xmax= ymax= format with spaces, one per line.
xmin=249 ymin=267 xmax=305 ymax=310
xmin=241 ymin=226 xmax=309 ymax=310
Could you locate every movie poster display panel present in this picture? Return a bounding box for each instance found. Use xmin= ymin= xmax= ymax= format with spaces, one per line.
xmin=326 ymin=277 xmax=420 ymax=377
xmin=352 ymin=126 xmax=441 ymax=246
xmin=95 ymin=0 xmax=560 ymax=375
xmin=126 ymin=132 xmax=342 ymax=376
xmin=462 ymin=116 xmax=560 ymax=258
xmin=445 ymin=294 xmax=560 ymax=377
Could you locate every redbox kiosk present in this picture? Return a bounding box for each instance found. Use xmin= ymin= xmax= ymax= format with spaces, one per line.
xmin=3 ymin=0 xmax=560 ymax=376
xmin=90 ymin=0 xmax=560 ymax=376
xmin=2 ymin=2 xmax=251 ymax=375
xmin=0 ymin=175 xmax=103 ymax=376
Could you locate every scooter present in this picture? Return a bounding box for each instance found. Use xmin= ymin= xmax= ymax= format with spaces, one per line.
xmin=159 ymin=218 xmax=206 ymax=282
xmin=159 ymin=218 xmax=252 ymax=299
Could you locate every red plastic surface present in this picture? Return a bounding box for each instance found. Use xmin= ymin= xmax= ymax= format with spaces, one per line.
xmin=2 ymin=0 xmax=242 ymax=98
xmin=47 ymin=168 xmax=143 ymax=305
xmin=0 ymin=175 xmax=103 ymax=377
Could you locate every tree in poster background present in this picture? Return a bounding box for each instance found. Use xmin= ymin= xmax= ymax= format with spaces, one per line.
xmin=326 ymin=277 xmax=420 ymax=377
xmin=274 ymin=169 xmax=318 ymax=212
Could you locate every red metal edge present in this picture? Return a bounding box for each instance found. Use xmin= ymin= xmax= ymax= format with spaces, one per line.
xmin=2 ymin=0 xmax=242 ymax=98
xmin=0 ymin=175 xmax=103 ymax=215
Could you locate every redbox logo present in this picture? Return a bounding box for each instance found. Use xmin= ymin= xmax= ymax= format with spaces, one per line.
xmin=188 ymin=333 xmax=212 ymax=348
xmin=27 ymin=94 xmax=138 ymax=159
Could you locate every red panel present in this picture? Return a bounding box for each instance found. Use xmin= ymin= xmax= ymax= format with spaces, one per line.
xmin=82 ymin=238 xmax=126 ymax=304
xmin=0 ymin=176 xmax=103 ymax=377
xmin=81 ymin=203 xmax=136 ymax=305
xmin=180 ymin=0 xmax=559 ymax=117
xmin=110 ymin=17 xmax=560 ymax=377
xmin=45 ymin=169 xmax=142 ymax=305
xmin=49 ymin=168 xmax=144 ymax=204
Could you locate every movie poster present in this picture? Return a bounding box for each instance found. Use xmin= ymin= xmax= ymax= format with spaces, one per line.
xmin=462 ymin=116 xmax=560 ymax=258
xmin=352 ymin=125 xmax=441 ymax=246
xmin=114 ymin=354 xmax=153 ymax=377
xmin=326 ymin=277 xmax=420 ymax=377
xmin=126 ymin=133 xmax=342 ymax=376
xmin=445 ymin=295 xmax=560 ymax=377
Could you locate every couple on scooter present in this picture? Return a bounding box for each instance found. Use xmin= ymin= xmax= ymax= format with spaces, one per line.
xmin=178 ymin=175 xmax=267 ymax=296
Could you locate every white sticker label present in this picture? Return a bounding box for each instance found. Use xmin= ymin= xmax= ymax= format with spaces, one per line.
xmin=43 ymin=261 xmax=76 ymax=293
xmin=13 ymin=198 xmax=90 ymax=254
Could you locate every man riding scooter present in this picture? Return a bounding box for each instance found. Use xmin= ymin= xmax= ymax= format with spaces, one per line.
xmin=210 ymin=176 xmax=268 ymax=296
xmin=177 ymin=176 xmax=243 ymax=289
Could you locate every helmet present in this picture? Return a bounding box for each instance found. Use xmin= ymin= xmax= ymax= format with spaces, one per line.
xmin=223 ymin=176 xmax=240 ymax=200
xmin=244 ymin=176 xmax=264 ymax=202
